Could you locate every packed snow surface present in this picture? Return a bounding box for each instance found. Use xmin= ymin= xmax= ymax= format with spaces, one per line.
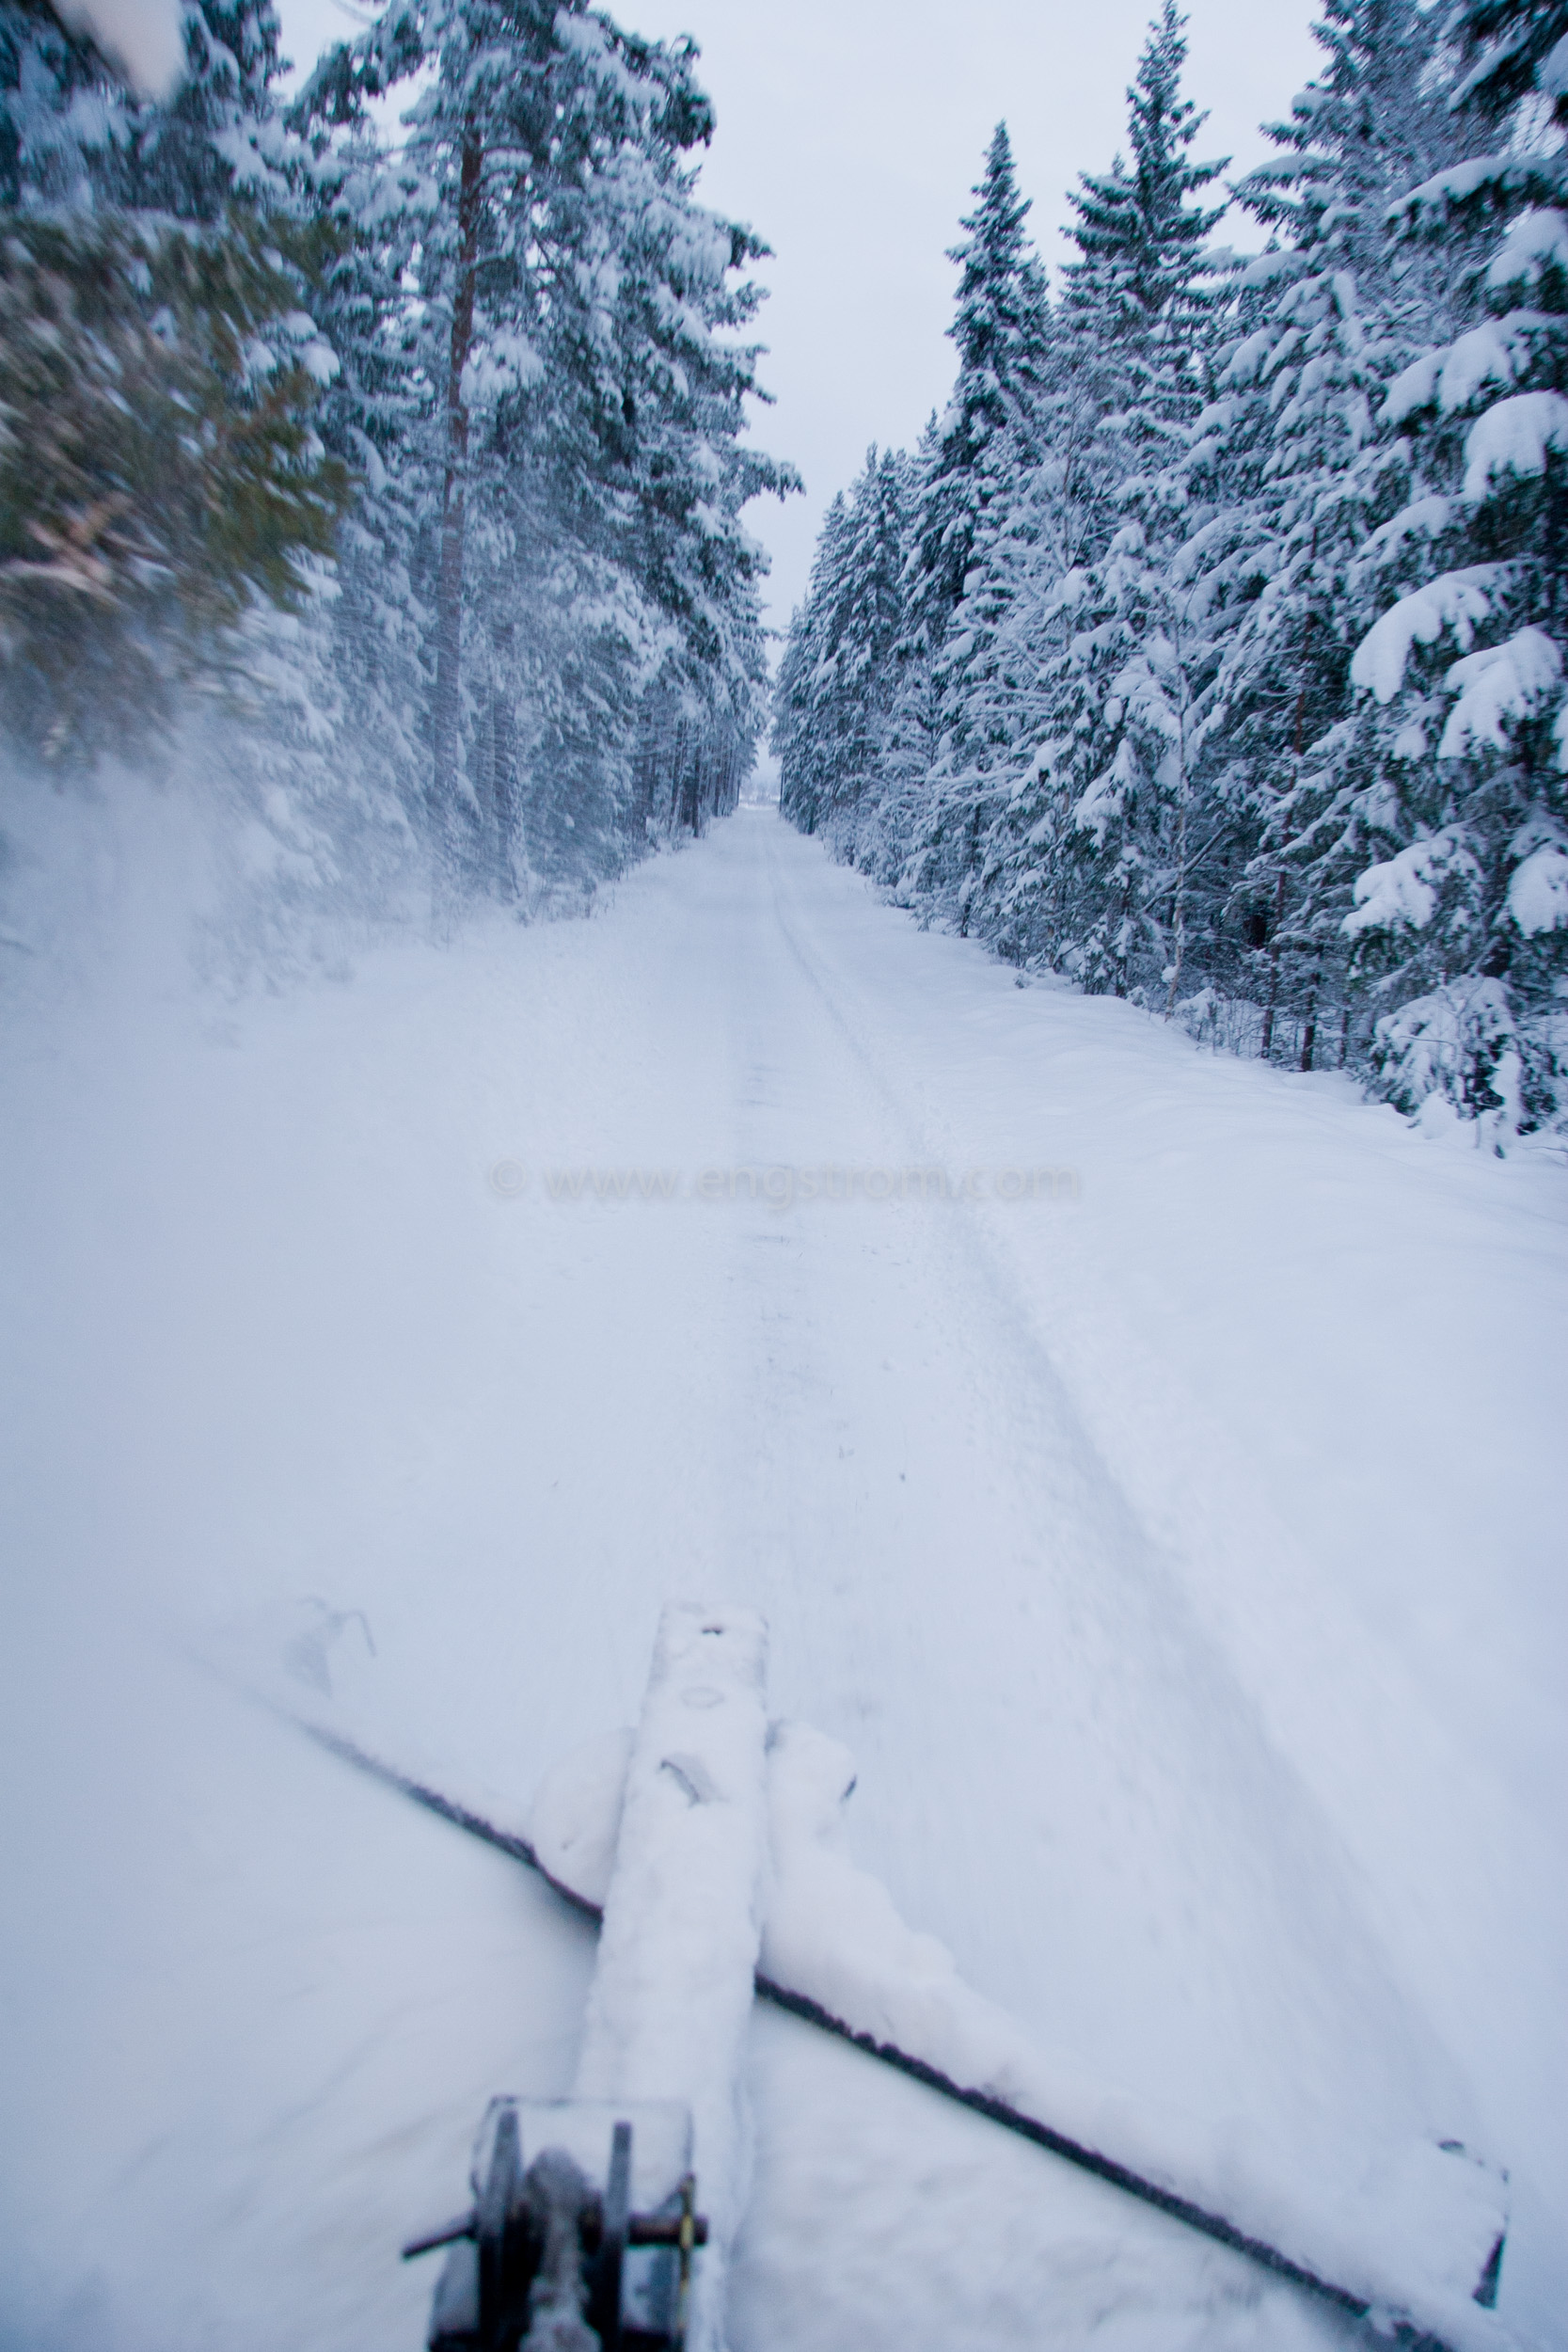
xmin=1 ymin=796 xmax=1564 ymax=2349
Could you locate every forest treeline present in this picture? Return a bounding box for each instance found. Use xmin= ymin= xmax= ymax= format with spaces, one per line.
xmin=774 ymin=1 xmax=1568 ymax=1139
xmin=0 ymin=0 xmax=794 ymax=921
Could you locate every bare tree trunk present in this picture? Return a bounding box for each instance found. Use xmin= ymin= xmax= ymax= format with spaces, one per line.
xmin=431 ymin=128 xmax=483 ymax=868
xmin=1262 ymin=669 xmax=1309 ymax=1060
xmin=1164 ymin=812 xmax=1188 ymax=1015
xmin=1164 ymin=655 xmax=1192 ymax=1016
xmin=958 ymin=801 xmax=981 ymax=935
xmin=1259 ymin=862 xmax=1287 ymax=1060
xmin=490 ymin=616 xmax=515 ymax=897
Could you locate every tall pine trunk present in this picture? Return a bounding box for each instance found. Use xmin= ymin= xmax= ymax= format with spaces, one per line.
xmin=1164 ymin=776 xmax=1189 ymax=1015
xmin=1259 ymin=866 xmax=1286 ymax=1059
xmin=489 ymin=617 xmax=516 ymax=897
xmin=1164 ymin=621 xmax=1193 ymax=1016
xmin=1300 ymin=970 xmax=1320 ymax=1072
xmin=1260 ymin=683 xmax=1307 ymax=1060
xmin=431 ymin=128 xmax=483 ymax=862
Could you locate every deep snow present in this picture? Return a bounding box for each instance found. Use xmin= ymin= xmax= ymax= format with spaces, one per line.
xmin=0 ymin=793 xmax=1563 ymax=2349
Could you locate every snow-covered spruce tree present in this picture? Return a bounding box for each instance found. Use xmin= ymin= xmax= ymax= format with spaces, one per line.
xmin=1188 ymin=0 xmax=1465 ymax=1068
xmin=911 ymin=213 xmax=1129 ymax=955
xmin=0 ymin=210 xmax=346 ymax=757
xmin=127 ymin=2 xmax=418 ymax=961
xmin=913 ymin=384 xmax=1053 ymax=930
xmin=919 ymin=244 xmax=1146 ymax=947
xmin=897 ymin=122 xmax=1052 ymax=916
xmin=844 ymin=445 xmax=920 ymax=867
xmin=848 ymin=413 xmax=940 ymax=882
xmin=772 ymin=447 xmax=909 ymax=856
xmin=1062 ymin=0 xmax=1227 ymax=461
xmin=773 ymin=488 xmax=852 ymax=838
xmin=1328 ymin=0 xmax=1568 ymax=1134
xmin=970 ymin=1 xmax=1229 ymax=998
xmin=591 ymin=110 xmax=788 ymax=848
xmin=474 ymin=38 xmax=786 ymax=879
xmin=907 ymin=122 xmax=1051 ymax=641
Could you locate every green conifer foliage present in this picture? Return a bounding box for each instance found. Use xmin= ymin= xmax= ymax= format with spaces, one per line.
xmin=1332 ymin=0 xmax=1568 ymax=1131
xmin=0 ymin=208 xmax=346 ymax=760
xmin=908 ymin=122 xmax=1052 ymax=640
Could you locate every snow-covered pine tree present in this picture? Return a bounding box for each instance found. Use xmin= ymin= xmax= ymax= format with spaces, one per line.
xmin=917 ymin=230 xmax=1127 ymax=956
xmin=460 ymin=20 xmax=786 ymax=877
xmin=895 ymin=125 xmax=1052 ymax=917
xmin=970 ymin=1 xmax=1229 ymax=996
xmin=589 ymin=93 xmax=790 ymax=845
xmin=1064 ymin=0 xmax=1228 ymax=470
xmin=907 ymin=122 xmax=1051 ymax=644
xmin=1194 ymin=0 xmax=1463 ymax=1067
xmin=296 ymin=0 xmax=789 ymax=898
xmin=1330 ymin=0 xmax=1568 ymax=1134
xmin=773 ymin=490 xmax=851 ymax=838
xmin=772 ymin=448 xmax=909 ymax=854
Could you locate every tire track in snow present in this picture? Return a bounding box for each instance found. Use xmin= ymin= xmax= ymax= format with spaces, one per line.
xmin=708 ymin=813 xmax=1465 ymax=2162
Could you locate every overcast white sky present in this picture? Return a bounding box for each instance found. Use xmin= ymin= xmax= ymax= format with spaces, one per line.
xmin=273 ymin=0 xmax=1324 ymax=632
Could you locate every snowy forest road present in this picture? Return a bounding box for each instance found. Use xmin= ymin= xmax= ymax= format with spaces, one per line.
xmin=3 ymin=805 xmax=1564 ymax=2350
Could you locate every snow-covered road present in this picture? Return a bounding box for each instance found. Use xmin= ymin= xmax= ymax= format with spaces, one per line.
xmin=3 ymin=803 xmax=1564 ymax=2348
